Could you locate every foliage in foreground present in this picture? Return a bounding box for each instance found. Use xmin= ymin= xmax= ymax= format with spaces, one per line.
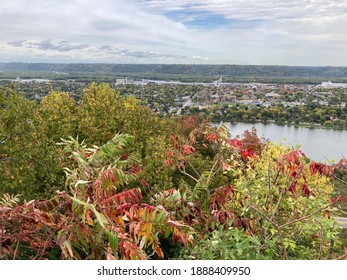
xmin=1 ymin=83 xmax=346 ymax=260
xmin=151 ymin=125 xmax=346 ymax=259
xmin=1 ymin=128 xmax=345 ymax=259
xmin=0 ymin=134 xmax=192 ymax=260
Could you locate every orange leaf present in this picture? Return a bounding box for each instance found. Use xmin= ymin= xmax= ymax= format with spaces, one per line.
xmin=86 ymin=210 xmax=94 ymax=226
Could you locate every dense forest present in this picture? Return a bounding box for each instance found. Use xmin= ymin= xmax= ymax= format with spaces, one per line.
xmin=1 ymin=63 xmax=347 ymax=83
xmin=0 ymin=82 xmax=346 ymax=260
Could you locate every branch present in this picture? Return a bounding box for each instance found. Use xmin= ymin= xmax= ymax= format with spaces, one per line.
xmin=270 ymin=187 xmax=286 ymax=222
xmin=35 ymin=227 xmax=57 ymax=260
xmin=249 ymin=204 xmax=287 ymax=259
xmin=265 ymin=159 xmax=274 ymax=217
xmin=317 ymin=221 xmax=323 ymax=260
xmin=285 ymin=198 xmax=302 ymax=227
xmin=188 ymin=161 xmax=201 ymax=178
xmin=0 ymin=135 xmax=10 ymax=144
xmin=13 ymin=241 xmax=20 ymax=260
xmin=249 ymin=205 xmax=278 ymax=228
xmin=206 ymin=158 xmax=220 ymax=187
xmin=333 ymin=174 xmax=347 ymax=186
xmin=279 ymin=201 xmax=335 ymax=229
xmin=205 ymin=158 xmax=220 ymax=197
xmin=178 ymin=164 xmax=199 ymax=183
xmin=336 ymin=253 xmax=347 ymax=260
xmin=276 ymin=227 xmax=288 ymax=260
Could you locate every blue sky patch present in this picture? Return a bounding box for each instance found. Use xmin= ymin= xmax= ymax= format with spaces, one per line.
xmin=165 ymin=10 xmax=231 ymax=29
xmin=164 ymin=9 xmax=266 ymax=30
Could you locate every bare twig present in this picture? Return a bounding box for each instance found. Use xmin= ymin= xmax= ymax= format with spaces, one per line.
xmin=336 ymin=253 xmax=347 ymax=260
xmin=178 ymin=164 xmax=199 ymax=183
xmin=188 ymin=161 xmax=201 ymax=178
xmin=249 ymin=205 xmax=287 ymax=259
xmin=13 ymin=240 xmax=20 ymax=260
xmin=205 ymin=158 xmax=220 ymax=197
xmin=270 ymin=187 xmax=286 ymax=222
xmin=277 ymin=227 xmax=288 ymax=260
xmin=206 ymin=158 xmax=220 ymax=187
xmin=328 ymin=238 xmax=335 ymax=260
xmin=266 ymin=159 xmax=274 ymax=217
xmin=333 ymin=175 xmax=347 ymax=186
xmin=249 ymin=205 xmax=277 ymax=228
xmin=279 ymin=201 xmax=334 ymax=229
xmin=318 ymin=221 xmax=323 ymax=260
xmin=35 ymin=228 xmax=56 ymax=260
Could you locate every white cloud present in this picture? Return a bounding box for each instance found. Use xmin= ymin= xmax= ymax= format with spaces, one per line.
xmin=4 ymin=39 xmax=209 ymax=63
xmin=8 ymin=40 xmax=90 ymax=52
xmin=0 ymin=0 xmax=346 ymax=65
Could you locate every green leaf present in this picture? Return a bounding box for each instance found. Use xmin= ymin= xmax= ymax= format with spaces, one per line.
xmin=106 ymin=230 xmax=119 ymax=259
xmin=95 ymin=227 xmax=105 ymax=245
xmin=150 ymin=209 xmax=157 ymax=222
xmin=72 ymin=200 xmax=78 ymax=211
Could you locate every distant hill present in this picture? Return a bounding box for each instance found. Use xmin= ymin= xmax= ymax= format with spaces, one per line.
xmin=1 ymin=63 xmax=347 ymax=83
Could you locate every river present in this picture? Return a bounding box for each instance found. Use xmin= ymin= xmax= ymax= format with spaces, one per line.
xmin=216 ymin=122 xmax=347 ymax=163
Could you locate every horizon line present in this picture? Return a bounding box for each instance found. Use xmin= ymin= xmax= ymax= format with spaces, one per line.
xmin=1 ymin=62 xmax=347 ymax=68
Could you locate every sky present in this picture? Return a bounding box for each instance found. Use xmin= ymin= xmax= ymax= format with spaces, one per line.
xmin=1 ymin=0 xmax=347 ymax=66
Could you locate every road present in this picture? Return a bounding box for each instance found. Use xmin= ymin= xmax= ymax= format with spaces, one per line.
xmin=334 ymin=217 xmax=347 ymax=229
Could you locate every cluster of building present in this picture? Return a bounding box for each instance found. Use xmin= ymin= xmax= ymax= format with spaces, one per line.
xmin=184 ymin=82 xmax=347 ymax=109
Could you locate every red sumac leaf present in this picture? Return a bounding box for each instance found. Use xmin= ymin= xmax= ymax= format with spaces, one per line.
xmin=289 ymin=181 xmax=297 ymax=194
xmin=204 ymin=133 xmax=217 ymax=143
xmin=180 ymin=144 xmax=195 ymax=155
xmin=329 ymin=195 xmax=345 ymax=204
xmin=221 ymin=161 xmax=230 ymax=171
xmin=326 ymin=211 xmax=331 ymax=219
xmin=170 ymin=133 xmax=179 ymax=149
xmin=164 ymin=159 xmax=173 ymax=166
xmin=302 ymin=183 xmax=311 ymax=197
xmin=309 ymin=162 xmax=333 ymax=177
xmin=241 ymin=148 xmax=256 ymax=160
xmin=229 ymin=138 xmax=243 ymax=150
xmin=141 ymin=179 xmax=148 ymax=187
xmin=166 ymin=151 xmax=174 ymax=158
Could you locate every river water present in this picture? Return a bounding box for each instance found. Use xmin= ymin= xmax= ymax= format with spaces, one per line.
xmin=216 ymin=122 xmax=347 ymax=162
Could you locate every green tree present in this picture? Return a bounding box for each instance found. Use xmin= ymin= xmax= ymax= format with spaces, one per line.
xmin=0 ymin=86 xmax=63 ymax=198
xmin=77 ymin=82 xmax=120 ymax=145
xmin=39 ymin=90 xmax=77 ymax=142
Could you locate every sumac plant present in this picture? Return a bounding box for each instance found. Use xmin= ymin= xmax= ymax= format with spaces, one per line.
xmin=161 ymin=125 xmax=344 ymax=260
xmin=0 ymin=134 xmax=192 ymax=260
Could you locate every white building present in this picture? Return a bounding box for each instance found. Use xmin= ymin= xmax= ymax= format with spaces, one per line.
xmin=116 ymin=77 xmax=135 ymax=85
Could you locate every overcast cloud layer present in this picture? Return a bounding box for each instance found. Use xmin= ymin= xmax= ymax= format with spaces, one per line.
xmin=1 ymin=0 xmax=347 ymax=66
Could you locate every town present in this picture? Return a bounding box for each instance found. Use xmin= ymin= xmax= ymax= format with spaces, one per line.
xmin=1 ymin=77 xmax=347 ymax=129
